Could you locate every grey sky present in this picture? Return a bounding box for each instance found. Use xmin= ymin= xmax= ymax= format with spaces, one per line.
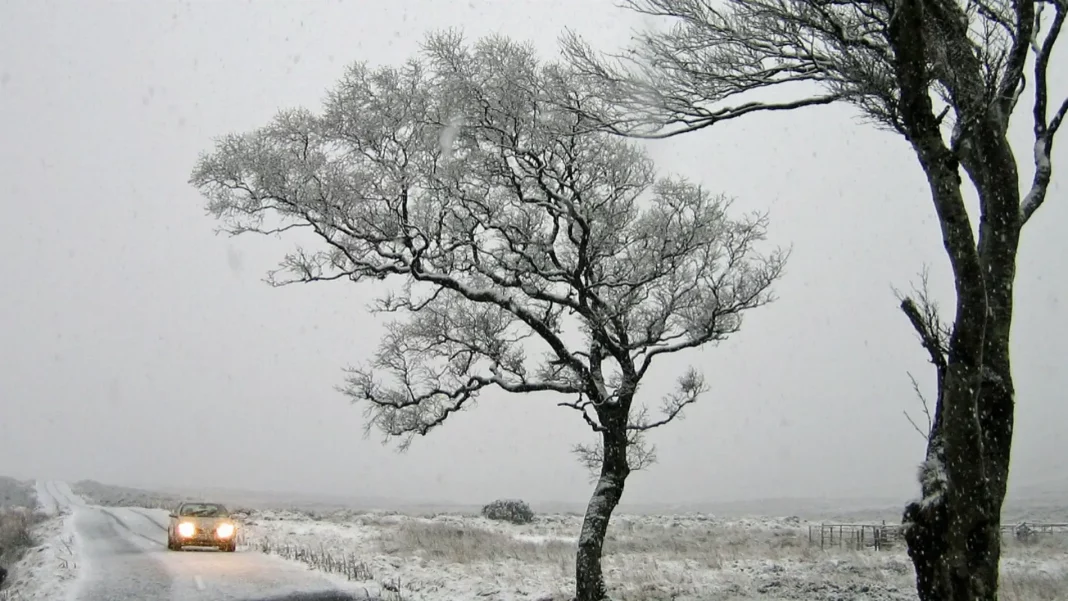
xmin=1 ymin=0 xmax=1065 ymax=508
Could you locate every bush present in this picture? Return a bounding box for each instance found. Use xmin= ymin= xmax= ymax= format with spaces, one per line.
xmin=480 ymin=499 xmax=534 ymax=525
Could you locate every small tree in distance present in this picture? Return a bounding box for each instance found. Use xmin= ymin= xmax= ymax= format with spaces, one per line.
xmin=190 ymin=31 xmax=786 ymax=601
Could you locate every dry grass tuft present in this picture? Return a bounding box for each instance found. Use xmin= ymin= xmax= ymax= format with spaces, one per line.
xmin=0 ymin=509 xmax=47 ymax=565
xmin=0 ymin=507 xmax=49 ymax=594
xmin=1001 ymin=570 xmax=1068 ymax=601
xmin=603 ymin=520 xmax=815 ymax=560
xmin=368 ymin=516 xmax=823 ymax=570
xmin=255 ymin=538 xmax=376 ymax=583
xmin=376 ymin=521 xmax=575 ymax=564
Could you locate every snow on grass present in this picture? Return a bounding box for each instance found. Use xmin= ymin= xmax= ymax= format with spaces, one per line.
xmin=0 ymin=506 xmax=80 ymax=601
xmin=61 ymin=481 xmax=1068 ymax=600
xmin=236 ymin=509 xmax=1068 ymax=601
xmin=239 ymin=511 xmax=910 ymax=600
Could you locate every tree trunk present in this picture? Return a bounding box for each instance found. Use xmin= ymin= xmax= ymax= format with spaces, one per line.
xmin=903 ymin=133 xmax=1023 ymax=601
xmin=886 ymin=4 xmax=1027 ymax=598
xmin=967 ymin=139 xmax=1022 ymax=601
xmin=575 ymin=424 xmax=630 ymax=601
xmin=905 ymin=341 xmax=1013 ymax=601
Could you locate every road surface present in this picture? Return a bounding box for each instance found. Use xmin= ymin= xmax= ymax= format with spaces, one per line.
xmin=35 ymin=481 xmax=368 ymax=601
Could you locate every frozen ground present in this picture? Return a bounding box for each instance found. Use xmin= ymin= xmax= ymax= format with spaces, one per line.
xmin=0 ymin=480 xmax=79 ymax=601
xmin=47 ymin=479 xmax=1068 ymax=601
xmin=236 ymin=509 xmax=1068 ymax=601
xmin=0 ymin=506 xmax=80 ymax=601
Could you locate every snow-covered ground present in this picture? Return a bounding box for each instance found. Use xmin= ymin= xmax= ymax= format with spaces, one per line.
xmin=0 ymin=509 xmax=81 ymax=601
xmin=0 ymin=481 xmax=81 ymax=601
xmin=25 ymin=478 xmax=1068 ymax=601
xmin=235 ymin=509 xmax=1068 ymax=601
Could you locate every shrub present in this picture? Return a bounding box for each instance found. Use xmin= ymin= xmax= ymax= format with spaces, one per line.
xmin=480 ymin=499 xmax=534 ymax=525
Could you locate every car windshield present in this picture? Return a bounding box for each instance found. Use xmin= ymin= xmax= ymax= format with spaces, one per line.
xmin=178 ymin=503 xmax=228 ymax=518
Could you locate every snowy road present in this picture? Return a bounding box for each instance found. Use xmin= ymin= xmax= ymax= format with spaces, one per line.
xmin=36 ymin=481 xmax=367 ymax=601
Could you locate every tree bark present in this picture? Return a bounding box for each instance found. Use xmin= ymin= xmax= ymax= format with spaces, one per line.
xmin=575 ymin=421 xmax=631 ymax=601
xmin=885 ymin=3 xmax=1025 ymax=599
xmin=964 ymin=119 xmax=1023 ymax=601
xmin=902 ymin=92 xmax=1024 ymax=601
xmin=905 ymin=322 xmax=1014 ymax=601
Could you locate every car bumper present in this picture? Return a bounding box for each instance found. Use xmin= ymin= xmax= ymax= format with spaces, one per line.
xmin=176 ymin=530 xmax=236 ymax=546
xmin=179 ymin=537 xmax=233 ymax=546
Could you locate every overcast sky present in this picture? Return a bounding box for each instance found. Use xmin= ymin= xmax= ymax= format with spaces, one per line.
xmin=1 ymin=0 xmax=1066 ymax=508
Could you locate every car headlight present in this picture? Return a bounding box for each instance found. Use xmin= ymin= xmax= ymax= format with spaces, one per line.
xmin=216 ymin=523 xmax=235 ymax=538
xmin=177 ymin=522 xmax=196 ymax=538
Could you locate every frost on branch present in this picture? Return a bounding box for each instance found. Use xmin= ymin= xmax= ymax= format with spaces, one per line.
xmin=189 ymin=31 xmax=786 ymax=453
xmin=564 ymin=0 xmax=1068 ymax=224
xmin=573 ymin=368 xmax=707 ymax=477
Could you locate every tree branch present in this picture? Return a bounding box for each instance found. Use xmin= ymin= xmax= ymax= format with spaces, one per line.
xmin=904 ymin=371 xmax=934 ymax=441
xmin=573 ymin=429 xmax=658 ymax=482
xmin=894 ymin=268 xmax=950 ymax=372
xmin=627 ymin=368 xmax=707 ymax=432
xmin=1021 ymin=0 xmax=1067 ymax=224
xmin=562 ymin=1 xmax=903 ymax=137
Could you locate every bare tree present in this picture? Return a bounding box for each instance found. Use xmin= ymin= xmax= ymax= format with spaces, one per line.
xmin=563 ymin=1 xmax=1066 ymax=599
xmin=189 ymin=32 xmax=786 ymax=601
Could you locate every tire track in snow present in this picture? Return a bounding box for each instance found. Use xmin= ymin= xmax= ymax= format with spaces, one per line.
xmin=34 ymin=479 xmax=59 ymax=514
xmin=47 ymin=480 xmax=85 ymax=508
xmin=100 ymin=509 xmax=165 ymax=549
xmin=70 ymin=504 xmax=173 ymax=601
xmin=128 ymin=508 xmax=168 ymax=532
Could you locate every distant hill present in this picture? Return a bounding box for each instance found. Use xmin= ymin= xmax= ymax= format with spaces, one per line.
xmin=80 ymin=477 xmax=1068 ymax=522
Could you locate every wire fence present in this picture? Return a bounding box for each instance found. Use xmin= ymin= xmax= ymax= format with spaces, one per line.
xmin=808 ymin=521 xmax=1068 ymax=551
xmin=808 ymin=522 xmax=902 ymax=551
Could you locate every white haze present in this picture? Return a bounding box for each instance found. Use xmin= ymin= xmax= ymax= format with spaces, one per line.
xmin=1 ymin=0 xmax=1066 ymax=511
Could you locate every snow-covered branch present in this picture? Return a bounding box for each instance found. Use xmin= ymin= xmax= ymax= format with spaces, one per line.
xmin=627 ymin=368 xmax=707 ymax=432
xmin=562 ymin=0 xmax=899 ymax=137
xmin=1021 ymin=0 xmax=1068 ymax=224
xmin=573 ymin=429 xmax=658 ymax=479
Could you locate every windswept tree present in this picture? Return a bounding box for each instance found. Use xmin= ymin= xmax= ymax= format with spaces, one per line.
xmin=563 ymin=1 xmax=1067 ymax=600
xmin=190 ymin=33 xmax=785 ymax=601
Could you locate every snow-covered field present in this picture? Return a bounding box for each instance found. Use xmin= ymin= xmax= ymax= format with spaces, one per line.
xmin=235 ymin=509 xmax=1068 ymax=601
xmin=12 ymin=478 xmax=1068 ymax=601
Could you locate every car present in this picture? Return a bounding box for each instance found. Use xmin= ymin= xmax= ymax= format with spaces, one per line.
xmin=166 ymin=501 xmax=238 ymax=552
